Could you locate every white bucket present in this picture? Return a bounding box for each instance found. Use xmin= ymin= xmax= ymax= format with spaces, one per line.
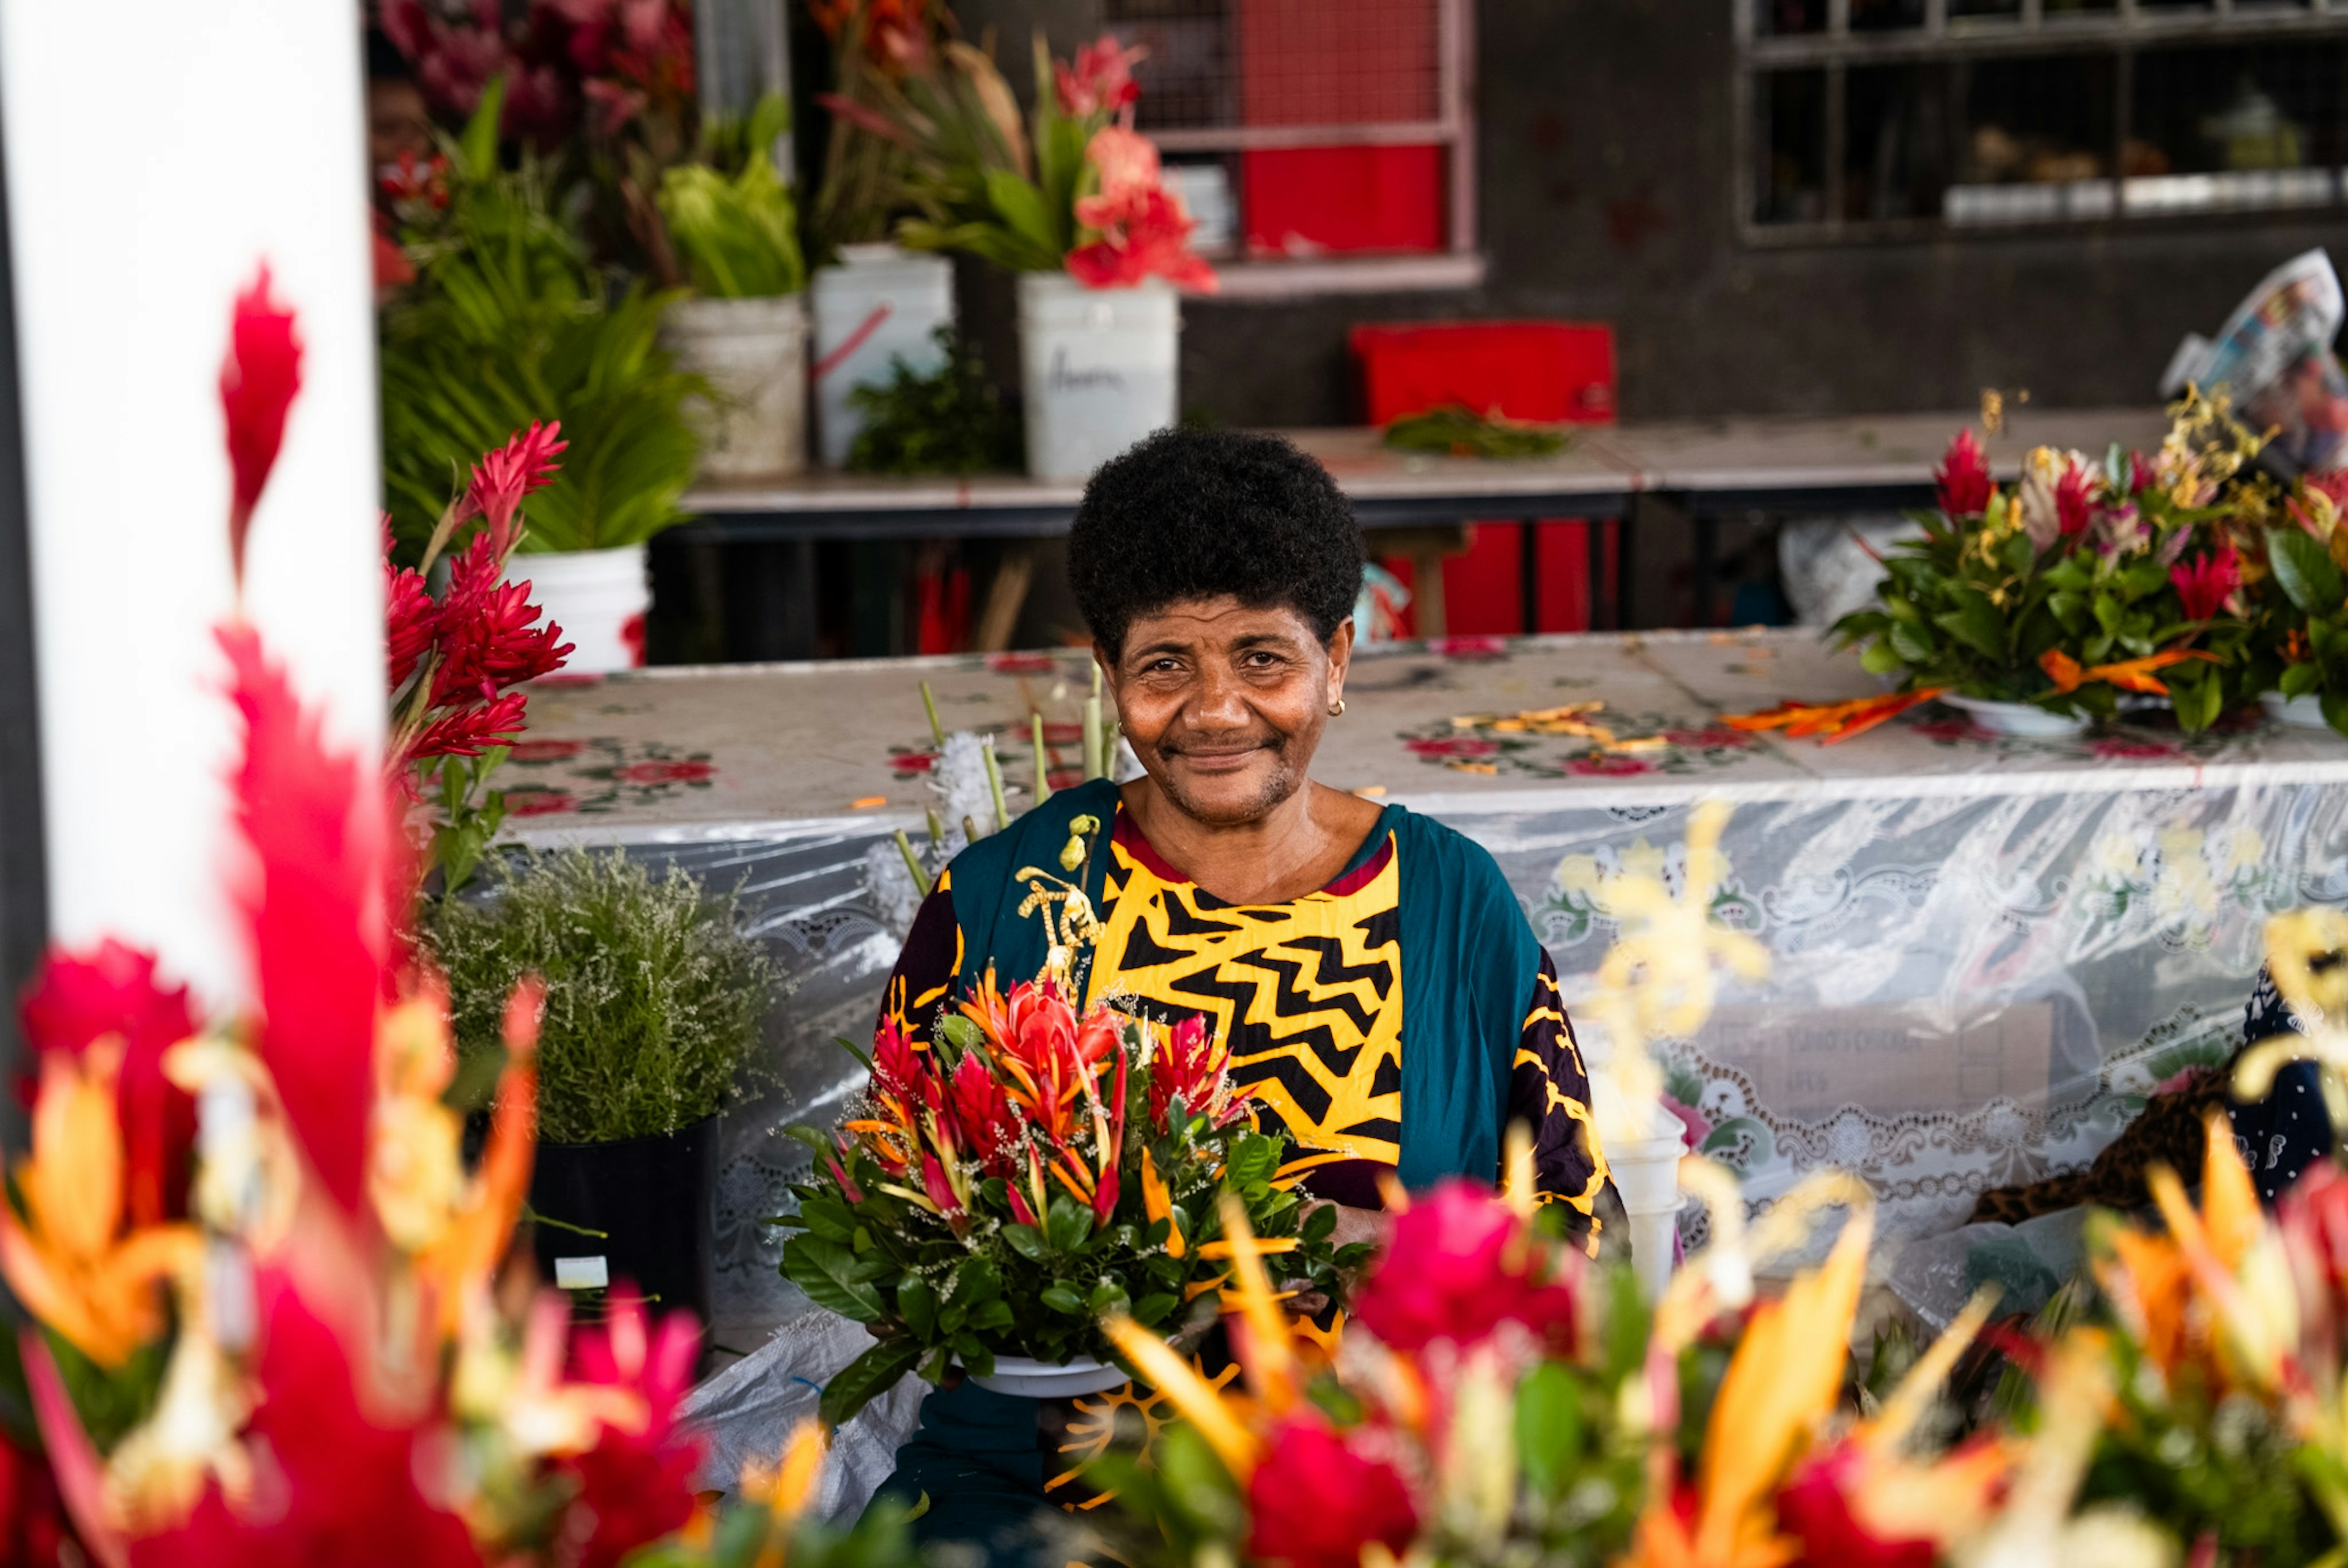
xmin=663 ymin=294 xmax=809 ymax=481
xmin=510 ymin=544 xmax=649 ymax=674
xmin=1609 ymin=1131 xmax=1688 ymax=1303
xmin=1940 ymin=693 xmax=2089 ymax=738
xmin=2264 ymin=689 xmax=2336 ymax=731
xmin=811 ymin=245 xmax=955 ymax=468
xmin=1016 ymin=272 xmax=1178 ymax=482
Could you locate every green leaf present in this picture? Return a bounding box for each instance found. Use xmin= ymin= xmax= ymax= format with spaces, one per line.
xmin=781 ymin=1235 xmax=888 ymax=1321
xmin=1301 ymin=1204 xmax=1338 ymax=1245
xmin=1858 ymin=639 xmax=1905 ymax=677
xmin=1515 ymin=1361 xmax=1581 ymax=1498
xmin=1887 ymin=619 xmax=1935 ymax=665
xmin=936 ymin=1014 xmax=984 ymax=1055
xmin=798 ymin=1195 xmax=857 ymax=1244
xmin=981 ymin=169 xmax=1062 ymax=259
xmin=1222 ymin=1132 xmax=1281 ymax=1192
xmin=1132 ymin=1291 xmax=1180 ymax=1325
xmin=1046 ymin=1195 xmax=1094 ymax=1253
xmin=1087 ymin=1279 xmax=1131 ymax=1317
xmin=1933 ymin=587 xmax=2006 ymax=661
xmin=1041 ymin=1284 xmax=1086 ymax=1316
xmin=1002 ymin=1223 xmax=1047 ymax=1262
xmin=898 ymin=1276 xmax=938 ymax=1341
xmin=2324 ymin=690 xmax=2348 ymax=741
xmin=2282 ymin=661 xmax=2322 ymax=698
xmin=2269 ymin=527 xmax=2347 ymax=614
xmin=967 ymin=1298 xmax=1015 ymax=1331
xmin=2168 ymin=664 xmax=2223 ymax=735
xmin=819 ymin=1338 xmax=926 ymax=1427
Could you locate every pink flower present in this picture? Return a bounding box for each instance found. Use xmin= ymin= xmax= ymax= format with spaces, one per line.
xmin=1246 ymin=1419 xmax=1419 ymax=1568
xmin=1777 ymin=1442 xmax=1941 ymax=1568
xmin=386 ymin=562 xmax=438 ymax=692
xmin=1054 ymin=34 xmax=1146 ymax=117
xmin=1935 ymin=429 xmax=1992 ymax=518
xmin=458 ymin=421 xmax=568 ymax=554
xmin=220 ymin=264 xmax=303 ymax=584
xmin=556 ymin=1289 xmax=705 ymax=1568
xmin=1568 ymin=753 xmax=1653 ymax=777
xmin=2171 ymin=543 xmax=2242 ymax=623
xmin=1077 ymin=125 xmax=1161 ymax=213
xmin=19 ymin=941 xmax=199 ymax=1229
xmin=1353 ymin=1180 xmax=1577 ymax=1353
xmin=2129 ymin=449 xmax=2157 ymax=496
xmin=2055 ymin=463 xmax=2095 ymax=536
xmin=1067 ymin=186 xmax=1217 ymax=293
xmin=613 ymin=759 xmax=714 ymax=785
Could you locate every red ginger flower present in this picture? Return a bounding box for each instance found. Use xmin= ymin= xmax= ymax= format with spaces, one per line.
xmin=1055 ymin=33 xmax=1145 ymax=117
xmin=872 ymin=1015 xmax=926 ymax=1101
xmin=945 ymin=1048 xmax=1021 ymax=1177
xmin=386 ymin=562 xmax=438 ymax=692
xmin=1353 ymin=1180 xmax=1578 ymax=1353
xmin=1935 ymin=428 xmax=1992 ymax=518
xmin=2171 ymin=543 xmax=2242 ymax=623
xmin=556 ymin=1288 xmax=706 ymax=1568
xmin=408 ymin=687 xmax=530 ymax=762
xmin=458 ymin=420 xmax=567 ymax=556
xmin=220 ymin=624 xmax=389 ymax=1217
xmin=428 ymin=534 xmax=572 ymax=707
xmin=1148 ymin=1012 xmax=1252 ymax=1130
xmin=1775 ymin=1444 xmax=1938 ymax=1568
xmin=1246 ymin=1418 xmax=1419 ymax=1568
xmin=219 ymin=263 xmax=303 ymax=586
xmin=19 ymin=940 xmax=200 ymax=1229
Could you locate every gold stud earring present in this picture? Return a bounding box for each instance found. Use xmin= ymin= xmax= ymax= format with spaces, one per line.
xmin=1328 ymin=698 xmax=1346 ymax=717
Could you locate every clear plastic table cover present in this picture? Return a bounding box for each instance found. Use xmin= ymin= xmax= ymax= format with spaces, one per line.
xmin=509 ymin=630 xmax=2348 ymax=1346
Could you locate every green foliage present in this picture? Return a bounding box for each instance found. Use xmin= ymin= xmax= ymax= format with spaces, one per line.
xmin=657 ymin=94 xmax=808 ymax=299
xmin=430 ymin=748 xmax=510 ymax=897
xmin=2253 ymin=520 xmax=2348 ymax=739
xmin=380 ymin=80 xmax=703 ymax=558
xmin=626 ymin=1491 xmax=927 ymax=1568
xmin=424 ymin=849 xmax=774 ymax=1144
xmin=1383 ymin=405 xmax=1570 ymax=460
xmin=844 ymin=327 xmax=1022 ymax=476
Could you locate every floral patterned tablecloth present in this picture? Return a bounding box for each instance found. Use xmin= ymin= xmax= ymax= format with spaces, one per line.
xmin=513 ymin=630 xmax=2348 ymax=1343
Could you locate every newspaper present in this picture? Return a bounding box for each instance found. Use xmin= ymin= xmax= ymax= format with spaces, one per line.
xmin=2160 ymin=246 xmax=2348 ymax=473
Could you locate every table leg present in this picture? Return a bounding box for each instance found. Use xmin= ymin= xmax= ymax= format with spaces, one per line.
xmin=1519 ymin=520 xmax=1540 ymax=636
xmin=1587 ymin=518 xmax=1608 ymax=631
xmin=975 ymin=544 xmax=1036 ymax=653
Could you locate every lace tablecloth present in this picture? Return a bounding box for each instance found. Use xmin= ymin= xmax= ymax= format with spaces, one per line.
xmin=511 ymin=629 xmax=2348 ymax=1346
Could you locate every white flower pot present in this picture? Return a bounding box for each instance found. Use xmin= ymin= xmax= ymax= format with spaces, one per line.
xmin=2264 ymin=690 xmax=2335 ymax=730
xmin=969 ymin=1354 xmax=1126 ymax=1399
xmin=664 ymin=294 xmax=809 ymax=481
xmin=509 ymin=544 xmax=648 ymax=674
xmin=811 ymin=245 xmax=955 ymax=468
xmin=1941 ymin=694 xmax=2089 ymax=738
xmin=1016 ymin=272 xmax=1178 ymax=482
xmin=1609 ymin=1131 xmax=1688 ymax=1303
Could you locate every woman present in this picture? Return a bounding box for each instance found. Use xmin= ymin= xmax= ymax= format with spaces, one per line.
xmin=865 ymin=428 xmax=1615 ymax=1562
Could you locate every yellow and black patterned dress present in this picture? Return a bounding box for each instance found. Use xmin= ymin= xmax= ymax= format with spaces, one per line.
xmin=867 ymin=780 xmax=1615 ymax=1567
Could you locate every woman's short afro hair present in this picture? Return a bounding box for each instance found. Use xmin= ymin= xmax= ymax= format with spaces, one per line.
xmin=1067 ymin=427 xmax=1365 ymax=657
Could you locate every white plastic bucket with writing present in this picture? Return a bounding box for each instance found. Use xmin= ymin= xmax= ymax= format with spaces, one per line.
xmin=1016 ymin=272 xmax=1177 ymax=482
xmin=509 ymin=544 xmax=648 ymax=674
xmin=663 ymin=294 xmax=808 ymax=481
xmin=811 ymin=244 xmax=955 ymax=468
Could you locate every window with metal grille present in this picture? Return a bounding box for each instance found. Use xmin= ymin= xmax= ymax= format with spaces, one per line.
xmin=1107 ymin=0 xmax=1481 ymax=295
xmin=1737 ymin=0 xmax=2348 ymax=242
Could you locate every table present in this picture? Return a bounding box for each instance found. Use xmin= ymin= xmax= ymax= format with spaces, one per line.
xmin=671 ymin=407 xmax=2174 ymax=642
xmin=509 ymin=627 xmax=2348 ymax=1347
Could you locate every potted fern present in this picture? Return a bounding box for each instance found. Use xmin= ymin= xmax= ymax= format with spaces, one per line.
xmin=379 ymin=79 xmax=703 ymax=672
xmin=657 ymin=92 xmax=813 ymax=482
xmin=427 ymin=849 xmax=775 ymax=1329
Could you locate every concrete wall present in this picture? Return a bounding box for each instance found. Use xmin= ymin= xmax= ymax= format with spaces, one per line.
xmin=1175 ymin=0 xmax=2348 ymax=427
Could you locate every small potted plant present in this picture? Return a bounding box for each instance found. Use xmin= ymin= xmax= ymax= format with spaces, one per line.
xmin=805 ymin=0 xmax=959 ymax=468
xmin=427 ymin=848 xmax=775 ymax=1328
xmin=832 ymin=30 xmax=1216 ymax=479
xmin=1831 ymin=394 xmax=2258 ymax=737
xmin=379 ymin=79 xmax=703 ymax=672
xmin=657 ymin=92 xmax=815 ymax=481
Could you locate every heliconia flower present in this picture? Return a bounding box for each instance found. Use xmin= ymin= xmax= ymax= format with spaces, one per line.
xmin=872 ymin=1016 xmax=925 ymax=1100
xmin=220 ymin=624 xmax=388 ymax=1217
xmin=1054 ymin=34 xmax=1146 ymax=117
xmin=1776 ymin=1444 xmax=1939 ymax=1568
xmin=457 ymin=421 xmax=567 ymax=556
xmin=19 ymin=938 xmax=201 ymax=1229
xmin=219 ymin=264 xmax=305 ymax=586
xmin=2171 ymin=543 xmax=2242 ymax=623
xmin=1934 ymin=428 xmax=1992 ymax=518
xmin=1068 ymin=184 xmax=1217 ymax=293
xmin=2054 ymin=462 xmax=2095 ymax=536
xmin=385 ymin=562 xmax=438 ymax=693
xmin=921 ymin=1152 xmax=967 ymax=1232
xmin=407 ymin=687 xmax=530 ymax=762
xmin=1353 ymin=1180 xmax=1576 ymax=1353
xmin=1244 ymin=1418 xmax=1419 ymax=1568
xmin=1149 ymin=1012 xmax=1253 ymax=1131
xmin=1079 ymin=125 xmax=1161 ymax=213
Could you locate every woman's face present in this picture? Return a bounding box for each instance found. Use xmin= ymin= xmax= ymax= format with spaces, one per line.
xmin=1102 ymin=596 xmax=1353 ymax=828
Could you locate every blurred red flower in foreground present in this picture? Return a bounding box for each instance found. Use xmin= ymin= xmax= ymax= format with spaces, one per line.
xmin=1354 ymin=1180 xmax=1578 ymax=1353
xmin=1055 ymin=33 xmax=1145 ymax=116
xmin=2171 ymin=544 xmax=2241 ymax=624
xmin=1935 ymin=429 xmax=1992 ymax=518
xmin=554 ymin=1289 xmax=704 ymax=1568
xmin=1246 ymin=1418 xmax=1418 ymax=1568
xmin=1776 ymin=1443 xmax=1945 ymax=1568
xmin=218 ymin=264 xmax=303 ymax=585
xmin=18 ymin=940 xmax=199 ymax=1228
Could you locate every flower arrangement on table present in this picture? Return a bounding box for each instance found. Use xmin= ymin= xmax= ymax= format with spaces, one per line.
xmin=821 ymin=27 xmax=1216 ymax=291
xmin=0 ymin=268 xmax=926 ymax=1568
xmin=2243 ymin=468 xmax=2348 ymax=737
xmin=778 ymin=971 xmax=1363 ymax=1426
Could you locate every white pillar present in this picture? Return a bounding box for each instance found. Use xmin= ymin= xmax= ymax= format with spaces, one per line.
xmin=0 ymin=2 xmax=384 ymax=1006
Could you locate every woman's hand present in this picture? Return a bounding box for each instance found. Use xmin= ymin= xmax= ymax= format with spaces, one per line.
xmin=1283 ymin=1200 xmax=1390 ymax=1318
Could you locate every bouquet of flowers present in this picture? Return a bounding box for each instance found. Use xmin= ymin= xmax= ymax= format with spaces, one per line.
xmin=1827 ymin=392 xmax=2264 ymax=735
xmin=779 ymin=974 xmax=1362 ymax=1425
xmin=819 ymin=28 xmax=1216 ymax=290
xmin=2246 ymin=469 xmax=2348 ymax=736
